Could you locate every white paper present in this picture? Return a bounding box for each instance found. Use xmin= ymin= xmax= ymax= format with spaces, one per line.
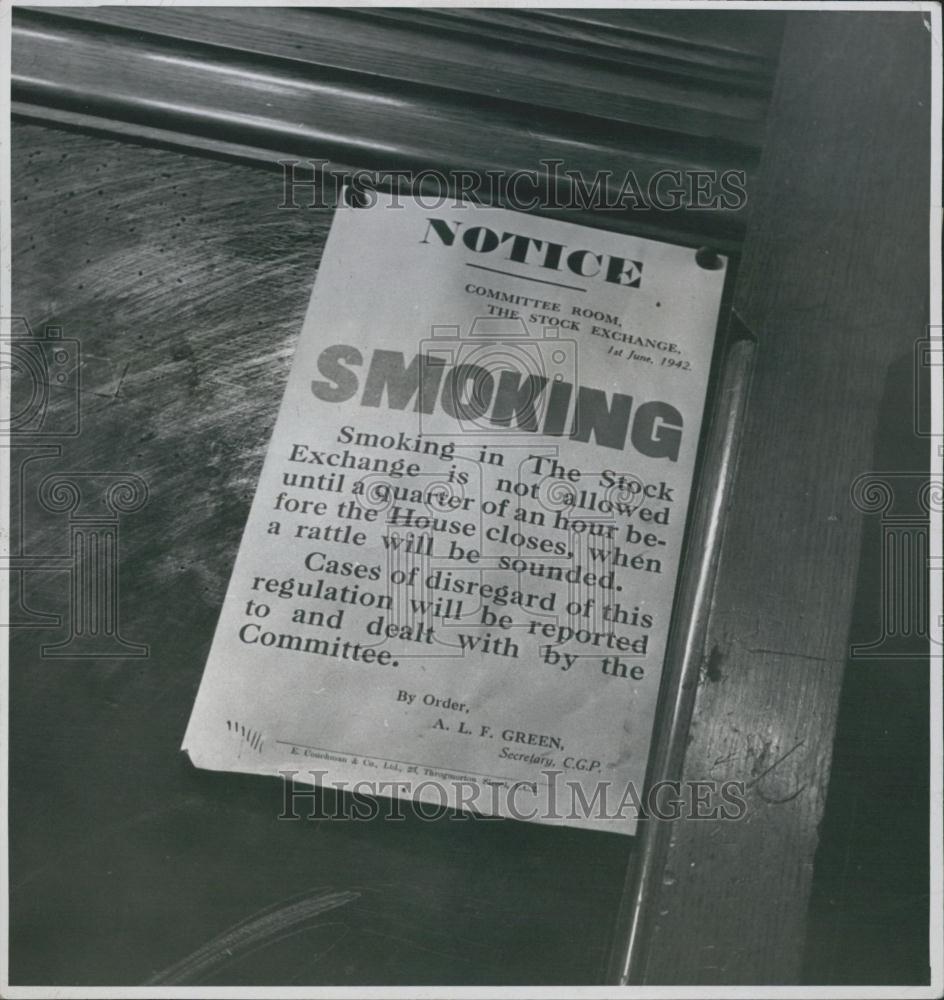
xmin=183 ymin=192 xmax=726 ymax=834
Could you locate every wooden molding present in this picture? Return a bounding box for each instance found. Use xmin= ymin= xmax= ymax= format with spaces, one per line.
xmin=12 ymin=6 xmax=782 ymax=249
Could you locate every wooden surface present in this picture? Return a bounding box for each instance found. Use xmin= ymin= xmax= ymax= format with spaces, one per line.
xmin=10 ymin=124 xmax=636 ymax=985
xmin=12 ymin=6 xmax=781 ymax=251
xmin=7 ymin=6 xmax=931 ymax=987
xmin=624 ymin=12 xmax=931 ymax=984
xmin=8 ymin=11 xmax=785 ymax=986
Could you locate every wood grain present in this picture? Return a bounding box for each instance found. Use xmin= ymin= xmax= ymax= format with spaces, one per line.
xmin=12 ymin=6 xmax=780 ymax=249
xmin=36 ymin=6 xmax=776 ymax=136
xmin=9 ymin=123 xmax=633 ymax=986
xmin=7 ymin=8 xmax=785 ymax=984
xmin=627 ymin=12 xmax=931 ymax=984
xmin=8 ymin=6 xmax=930 ymax=987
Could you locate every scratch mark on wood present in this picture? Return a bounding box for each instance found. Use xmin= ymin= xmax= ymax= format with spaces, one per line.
xmin=745 ymin=647 xmax=836 ymax=664
xmin=754 ymin=782 xmax=807 ymax=806
xmin=746 ymin=739 xmax=805 ymax=789
xmin=145 ymin=888 xmax=361 ymax=985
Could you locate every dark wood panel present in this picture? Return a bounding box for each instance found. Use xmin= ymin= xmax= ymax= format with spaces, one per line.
xmin=12 ymin=7 xmax=779 ymax=249
xmin=12 ymin=7 xmax=929 ymax=988
xmin=620 ymin=12 xmax=931 ymax=984
xmin=39 ymin=6 xmax=776 ymax=138
xmin=351 ymin=8 xmax=779 ymax=85
xmin=533 ymin=8 xmax=784 ymax=60
xmin=9 ymin=121 xmax=633 ymax=987
xmin=6 ymin=9 xmax=775 ymax=983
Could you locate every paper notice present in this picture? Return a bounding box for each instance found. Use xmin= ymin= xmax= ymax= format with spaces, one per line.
xmin=183 ymin=192 xmax=727 ymax=834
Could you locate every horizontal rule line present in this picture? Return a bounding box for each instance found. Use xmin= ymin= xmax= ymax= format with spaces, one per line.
xmin=465 ymin=261 xmax=586 ymax=292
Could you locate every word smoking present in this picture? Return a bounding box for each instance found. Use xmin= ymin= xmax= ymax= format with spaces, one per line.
xmin=310 ymin=346 xmax=683 ymax=459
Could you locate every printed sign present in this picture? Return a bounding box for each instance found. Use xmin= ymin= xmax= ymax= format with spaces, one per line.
xmin=183 ymin=192 xmax=727 ymax=834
